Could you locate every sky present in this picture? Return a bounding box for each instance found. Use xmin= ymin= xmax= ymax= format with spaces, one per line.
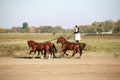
xmin=0 ymin=0 xmax=120 ymax=29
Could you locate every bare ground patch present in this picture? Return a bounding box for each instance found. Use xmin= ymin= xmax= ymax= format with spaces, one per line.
xmin=0 ymin=57 xmax=120 ymax=80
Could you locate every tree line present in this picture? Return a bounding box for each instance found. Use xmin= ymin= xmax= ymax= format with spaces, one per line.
xmin=0 ymin=19 xmax=120 ymax=33
xmin=79 ymin=19 xmax=120 ymax=33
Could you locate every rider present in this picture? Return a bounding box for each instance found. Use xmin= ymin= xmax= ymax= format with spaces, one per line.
xmin=74 ymin=25 xmax=81 ymax=43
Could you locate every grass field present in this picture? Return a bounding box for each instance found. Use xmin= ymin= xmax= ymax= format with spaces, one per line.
xmin=0 ymin=33 xmax=120 ymax=58
xmin=1 ymin=33 xmax=120 ymax=80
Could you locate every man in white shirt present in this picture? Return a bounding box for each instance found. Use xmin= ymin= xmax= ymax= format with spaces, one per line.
xmin=74 ymin=25 xmax=81 ymax=43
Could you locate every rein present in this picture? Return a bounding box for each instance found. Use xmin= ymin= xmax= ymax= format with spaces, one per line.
xmin=67 ymin=33 xmax=74 ymax=40
xmin=46 ymin=33 xmax=74 ymax=42
xmin=47 ymin=37 xmax=59 ymax=42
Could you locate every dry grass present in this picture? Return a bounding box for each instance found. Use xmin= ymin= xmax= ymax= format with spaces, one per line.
xmin=0 ymin=33 xmax=120 ymax=58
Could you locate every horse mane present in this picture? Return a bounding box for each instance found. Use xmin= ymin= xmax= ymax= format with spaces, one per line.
xmin=27 ymin=41 xmax=31 ymax=48
xmin=27 ymin=40 xmax=37 ymax=48
xmin=60 ymin=37 xmax=67 ymax=42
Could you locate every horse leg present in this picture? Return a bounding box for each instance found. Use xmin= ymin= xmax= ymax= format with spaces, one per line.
xmin=33 ymin=51 xmax=36 ymax=59
xmin=38 ymin=51 xmax=40 ymax=58
xmin=38 ymin=51 xmax=43 ymax=59
xmin=52 ymin=51 xmax=55 ymax=58
xmin=70 ymin=50 xmax=76 ymax=58
xmin=78 ymin=49 xmax=82 ymax=59
xmin=51 ymin=48 xmax=56 ymax=58
xmin=46 ymin=52 xmax=52 ymax=59
xmin=47 ymin=51 xmax=52 ymax=59
xmin=64 ymin=50 xmax=69 ymax=56
xmin=44 ymin=50 xmax=46 ymax=58
xmin=41 ymin=51 xmax=44 ymax=59
xmin=60 ymin=51 xmax=64 ymax=58
xmin=79 ymin=51 xmax=83 ymax=59
xmin=49 ymin=54 xmax=51 ymax=59
xmin=48 ymin=48 xmax=54 ymax=58
xmin=60 ymin=48 xmax=65 ymax=58
xmin=49 ymin=52 xmax=53 ymax=59
xmin=78 ymin=52 xmax=82 ymax=59
xmin=30 ymin=50 xmax=33 ymax=58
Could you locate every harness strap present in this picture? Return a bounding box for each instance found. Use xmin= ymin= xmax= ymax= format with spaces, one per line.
xmin=47 ymin=33 xmax=73 ymax=42
xmin=47 ymin=37 xmax=59 ymax=42
xmin=67 ymin=33 xmax=74 ymax=40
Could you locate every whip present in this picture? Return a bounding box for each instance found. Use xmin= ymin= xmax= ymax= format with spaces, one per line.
xmin=67 ymin=33 xmax=74 ymax=40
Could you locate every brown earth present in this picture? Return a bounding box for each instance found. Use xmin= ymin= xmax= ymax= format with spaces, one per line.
xmin=0 ymin=57 xmax=120 ymax=80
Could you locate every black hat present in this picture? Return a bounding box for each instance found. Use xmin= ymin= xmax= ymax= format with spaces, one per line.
xmin=75 ymin=25 xmax=77 ymax=27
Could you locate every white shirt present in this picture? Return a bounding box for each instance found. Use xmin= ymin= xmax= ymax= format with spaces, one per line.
xmin=75 ymin=28 xmax=81 ymax=41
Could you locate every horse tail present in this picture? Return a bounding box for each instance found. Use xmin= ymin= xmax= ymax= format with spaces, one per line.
xmin=82 ymin=43 xmax=86 ymax=51
xmin=52 ymin=44 xmax=57 ymax=53
xmin=80 ymin=43 xmax=86 ymax=51
xmin=51 ymin=43 xmax=57 ymax=58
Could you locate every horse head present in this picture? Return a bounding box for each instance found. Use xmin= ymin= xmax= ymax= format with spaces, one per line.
xmin=56 ymin=37 xmax=67 ymax=44
xmin=27 ymin=40 xmax=36 ymax=48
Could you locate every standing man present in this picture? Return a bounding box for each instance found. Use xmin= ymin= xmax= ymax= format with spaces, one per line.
xmin=74 ymin=25 xmax=81 ymax=43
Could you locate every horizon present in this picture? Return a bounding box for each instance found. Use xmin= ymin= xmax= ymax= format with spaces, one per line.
xmin=2 ymin=18 xmax=120 ymax=29
xmin=0 ymin=0 xmax=120 ymax=29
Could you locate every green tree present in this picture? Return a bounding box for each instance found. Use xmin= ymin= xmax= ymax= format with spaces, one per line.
xmin=113 ymin=19 xmax=120 ymax=33
xmin=92 ymin=21 xmax=100 ymax=27
xmin=116 ymin=19 xmax=120 ymax=26
xmin=22 ymin=22 xmax=29 ymax=32
xmin=45 ymin=26 xmax=53 ymax=33
xmin=53 ymin=26 xmax=65 ymax=33
xmin=104 ymin=20 xmax=115 ymax=32
xmin=22 ymin=22 xmax=28 ymax=29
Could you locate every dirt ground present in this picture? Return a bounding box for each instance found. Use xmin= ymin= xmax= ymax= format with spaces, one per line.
xmin=0 ymin=57 xmax=120 ymax=80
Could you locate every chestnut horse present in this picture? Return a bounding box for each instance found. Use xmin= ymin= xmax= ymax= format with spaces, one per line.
xmin=57 ymin=37 xmax=86 ymax=58
xmin=27 ymin=40 xmax=57 ymax=58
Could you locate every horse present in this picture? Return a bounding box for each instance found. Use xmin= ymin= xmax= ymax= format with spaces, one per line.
xmin=56 ymin=37 xmax=86 ymax=58
xmin=27 ymin=40 xmax=40 ymax=57
xmin=27 ymin=40 xmax=57 ymax=58
xmin=42 ymin=41 xmax=57 ymax=58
